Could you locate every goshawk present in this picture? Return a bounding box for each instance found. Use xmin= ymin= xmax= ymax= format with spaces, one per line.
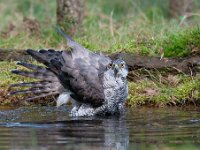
xmin=10 ymin=29 xmax=129 ymax=117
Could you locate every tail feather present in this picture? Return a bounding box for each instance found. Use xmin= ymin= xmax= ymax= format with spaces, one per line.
xmin=56 ymin=27 xmax=74 ymax=40
xmin=56 ymin=27 xmax=86 ymax=53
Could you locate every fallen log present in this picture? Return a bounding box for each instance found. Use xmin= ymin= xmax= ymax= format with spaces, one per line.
xmin=0 ymin=49 xmax=28 ymax=61
xmin=1 ymin=49 xmax=200 ymax=74
xmin=110 ymin=52 xmax=200 ymax=74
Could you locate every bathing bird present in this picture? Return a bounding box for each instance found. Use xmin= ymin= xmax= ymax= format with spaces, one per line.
xmin=10 ymin=29 xmax=128 ymax=117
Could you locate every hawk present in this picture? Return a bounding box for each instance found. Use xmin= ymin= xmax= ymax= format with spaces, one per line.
xmin=10 ymin=29 xmax=129 ymax=117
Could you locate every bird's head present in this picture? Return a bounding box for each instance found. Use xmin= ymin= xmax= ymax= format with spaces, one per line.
xmin=106 ymin=59 xmax=128 ymax=79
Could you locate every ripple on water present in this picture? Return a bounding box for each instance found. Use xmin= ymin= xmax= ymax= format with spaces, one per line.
xmin=0 ymin=106 xmax=200 ymax=150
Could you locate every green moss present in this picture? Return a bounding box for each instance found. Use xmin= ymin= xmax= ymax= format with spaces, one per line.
xmin=0 ymin=61 xmax=19 ymax=87
xmin=0 ymin=61 xmax=40 ymax=87
xmin=127 ymin=74 xmax=200 ymax=107
xmin=159 ymin=28 xmax=200 ymax=57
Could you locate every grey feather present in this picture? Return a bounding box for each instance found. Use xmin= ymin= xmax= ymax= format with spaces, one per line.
xmin=10 ymin=57 xmax=64 ymax=102
xmin=10 ymin=30 xmax=129 ymax=117
xmin=16 ymin=61 xmax=54 ymax=75
xmin=26 ymin=91 xmax=59 ymax=102
xmin=11 ymin=70 xmax=58 ymax=81
xmin=11 ymin=81 xmax=52 ymax=88
xmin=56 ymin=27 xmax=86 ymax=54
xmin=10 ymin=88 xmax=53 ymax=95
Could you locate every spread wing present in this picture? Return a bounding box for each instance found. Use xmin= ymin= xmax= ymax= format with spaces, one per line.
xmin=59 ymin=51 xmax=111 ymax=107
xmin=10 ymin=49 xmax=65 ymax=101
xmin=10 ymin=28 xmax=112 ymax=107
xmin=55 ymin=28 xmax=112 ymax=107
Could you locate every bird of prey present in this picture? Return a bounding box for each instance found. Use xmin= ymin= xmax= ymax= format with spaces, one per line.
xmin=10 ymin=29 xmax=129 ymax=117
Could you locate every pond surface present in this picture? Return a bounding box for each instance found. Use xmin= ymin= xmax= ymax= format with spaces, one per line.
xmin=0 ymin=106 xmax=200 ymax=150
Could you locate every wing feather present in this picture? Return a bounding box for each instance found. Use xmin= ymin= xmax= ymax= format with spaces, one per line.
xmin=11 ymin=30 xmax=112 ymax=107
xmin=59 ymin=48 xmax=111 ymax=107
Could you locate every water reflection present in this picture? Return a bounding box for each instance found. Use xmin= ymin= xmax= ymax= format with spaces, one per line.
xmin=0 ymin=107 xmax=200 ymax=150
xmin=58 ymin=117 xmax=129 ymax=150
xmin=0 ymin=111 xmax=129 ymax=150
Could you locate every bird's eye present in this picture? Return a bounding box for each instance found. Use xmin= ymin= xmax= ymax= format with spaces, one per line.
xmin=108 ymin=63 xmax=113 ymax=68
xmin=119 ymin=63 xmax=125 ymax=68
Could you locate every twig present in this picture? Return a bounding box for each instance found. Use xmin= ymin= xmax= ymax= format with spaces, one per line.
xmin=109 ymin=10 xmax=114 ymax=37
xmin=179 ymin=13 xmax=200 ymax=26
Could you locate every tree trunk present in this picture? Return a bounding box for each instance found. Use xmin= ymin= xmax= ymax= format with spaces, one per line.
xmin=56 ymin=0 xmax=85 ymax=35
xmin=169 ymin=0 xmax=193 ymax=18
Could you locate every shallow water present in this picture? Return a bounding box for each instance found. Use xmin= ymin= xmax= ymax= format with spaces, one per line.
xmin=0 ymin=106 xmax=200 ymax=150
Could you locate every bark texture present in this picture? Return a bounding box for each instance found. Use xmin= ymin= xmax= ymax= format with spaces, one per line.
xmin=169 ymin=0 xmax=193 ymax=17
xmin=56 ymin=0 xmax=85 ymax=34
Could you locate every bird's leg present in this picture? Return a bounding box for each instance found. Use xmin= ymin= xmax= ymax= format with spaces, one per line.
xmin=93 ymin=104 xmax=108 ymax=116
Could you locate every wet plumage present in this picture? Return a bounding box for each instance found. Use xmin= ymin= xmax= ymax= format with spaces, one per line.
xmin=10 ymin=29 xmax=128 ymax=116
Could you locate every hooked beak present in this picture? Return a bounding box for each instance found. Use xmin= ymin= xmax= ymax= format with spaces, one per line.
xmin=114 ymin=67 xmax=119 ymax=78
